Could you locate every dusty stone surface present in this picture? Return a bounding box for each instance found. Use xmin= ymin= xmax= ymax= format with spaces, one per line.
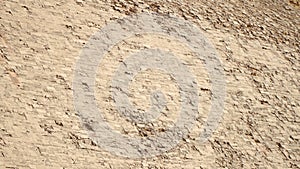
xmin=0 ymin=0 xmax=299 ymax=168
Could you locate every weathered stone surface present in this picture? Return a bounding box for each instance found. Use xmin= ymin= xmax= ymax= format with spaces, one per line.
xmin=0 ymin=0 xmax=299 ymax=168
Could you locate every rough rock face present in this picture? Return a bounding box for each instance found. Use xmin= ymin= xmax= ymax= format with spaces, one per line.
xmin=0 ymin=0 xmax=299 ymax=168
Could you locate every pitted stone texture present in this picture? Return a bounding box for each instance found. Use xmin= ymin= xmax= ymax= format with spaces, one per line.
xmin=0 ymin=0 xmax=299 ymax=168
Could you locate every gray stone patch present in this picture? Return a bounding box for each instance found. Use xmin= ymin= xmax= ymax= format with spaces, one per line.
xmin=73 ymin=12 xmax=226 ymax=158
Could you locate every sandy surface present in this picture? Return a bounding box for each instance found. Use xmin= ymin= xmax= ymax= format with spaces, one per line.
xmin=0 ymin=0 xmax=299 ymax=168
